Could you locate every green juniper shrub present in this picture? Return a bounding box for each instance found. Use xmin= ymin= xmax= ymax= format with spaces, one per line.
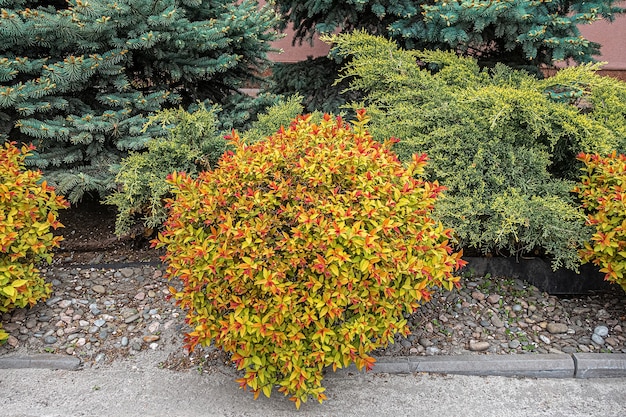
xmin=324 ymin=32 xmax=626 ymax=270
xmin=107 ymin=97 xmax=306 ymax=236
xmin=154 ymin=110 xmax=465 ymax=408
xmin=0 ymin=142 xmax=68 ymax=343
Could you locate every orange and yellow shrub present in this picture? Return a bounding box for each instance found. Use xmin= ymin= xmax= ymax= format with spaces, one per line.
xmin=0 ymin=142 xmax=68 ymax=343
xmin=155 ymin=110 xmax=465 ymax=407
xmin=575 ymin=151 xmax=626 ymax=292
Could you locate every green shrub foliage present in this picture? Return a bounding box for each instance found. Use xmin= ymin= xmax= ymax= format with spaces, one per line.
xmin=576 ymin=152 xmax=626 ymax=292
xmin=0 ymin=142 xmax=68 ymax=343
xmin=326 ymin=32 xmax=626 ymax=270
xmin=155 ymin=110 xmax=465 ymax=407
xmin=107 ymin=97 xmax=305 ymax=236
xmin=104 ymin=105 xmax=223 ymax=236
xmin=0 ymin=0 xmax=280 ymax=202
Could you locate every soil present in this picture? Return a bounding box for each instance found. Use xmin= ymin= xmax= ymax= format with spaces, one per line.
xmin=52 ymin=197 xmax=162 ymax=266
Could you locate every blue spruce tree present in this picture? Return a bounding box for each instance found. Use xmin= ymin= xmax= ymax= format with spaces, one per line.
xmin=0 ymin=0 xmax=280 ymax=201
xmin=275 ymin=0 xmax=624 ymax=69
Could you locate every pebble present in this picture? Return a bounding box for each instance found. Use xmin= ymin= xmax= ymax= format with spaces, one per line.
xmin=471 ymin=291 xmax=486 ymax=301
xmin=44 ymin=336 xmax=57 ymax=345
xmin=547 ymin=323 xmax=568 ymax=334
xmin=591 ymin=334 xmax=605 ymax=345
xmin=508 ymin=340 xmax=521 ymax=349
xmin=121 ymin=336 xmax=129 ymax=347
xmin=594 ymin=325 xmax=609 ymax=337
xmin=469 ymin=341 xmax=490 ymax=352
xmin=143 ymin=335 xmax=160 ymax=343
xmin=92 ymin=285 xmax=106 ymax=294
xmin=124 ymin=314 xmax=141 ymax=324
xmin=425 ymin=346 xmax=441 ymax=355
xmin=539 ymin=335 xmax=551 ymax=344
xmin=486 ymin=294 xmax=501 ymax=304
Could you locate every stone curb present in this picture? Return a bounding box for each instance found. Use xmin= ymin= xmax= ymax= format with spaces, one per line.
xmin=329 ymin=353 xmax=626 ymax=379
xmin=2 ymin=353 xmax=626 ymax=379
xmin=0 ymin=354 xmax=81 ymax=371
xmin=573 ymin=353 xmax=626 ymax=378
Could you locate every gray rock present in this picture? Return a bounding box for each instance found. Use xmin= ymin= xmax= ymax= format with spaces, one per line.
xmin=120 ymin=268 xmax=135 ymax=278
xmin=539 ymin=335 xmax=551 ymax=345
xmin=419 ymin=338 xmax=434 ymax=348
xmin=561 ymin=346 xmax=577 ymax=354
xmin=512 ymin=304 xmax=523 ymax=313
xmin=124 ymin=314 xmax=141 ymax=324
xmin=594 ymin=325 xmax=609 ymax=337
xmin=508 ymin=340 xmax=521 ymax=349
xmin=44 ymin=336 xmax=57 ymax=345
xmin=89 ymin=304 xmax=101 ymax=315
xmin=491 ymin=316 xmax=504 ymax=328
xmin=94 ymin=319 xmax=106 ymax=327
xmin=121 ymin=336 xmax=129 ymax=347
xmin=425 ymin=346 xmax=441 ymax=355
xmin=46 ymin=297 xmax=62 ymax=307
xmin=591 ymin=334 xmax=605 ymax=345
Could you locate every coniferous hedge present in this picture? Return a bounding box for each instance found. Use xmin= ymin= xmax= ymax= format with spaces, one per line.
xmin=326 ymin=32 xmax=626 ymax=270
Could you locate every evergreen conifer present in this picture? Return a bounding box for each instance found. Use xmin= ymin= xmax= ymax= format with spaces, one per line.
xmin=0 ymin=0 xmax=280 ymax=201
xmin=275 ymin=0 xmax=624 ymax=69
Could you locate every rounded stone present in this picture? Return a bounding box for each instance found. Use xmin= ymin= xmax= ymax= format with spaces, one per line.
xmin=92 ymin=285 xmax=106 ymax=294
xmin=121 ymin=336 xmax=129 ymax=347
xmin=591 ymin=334 xmax=605 ymax=345
xmin=471 ymin=291 xmax=486 ymax=301
xmin=425 ymin=346 xmax=441 ymax=355
xmin=419 ymin=338 xmax=434 ymax=348
xmin=546 ymin=323 xmax=568 ymax=334
xmin=44 ymin=336 xmax=57 ymax=345
xmin=486 ymin=294 xmax=501 ymax=304
xmin=469 ymin=341 xmax=490 ymax=352
xmin=508 ymin=340 xmax=521 ymax=349
xmin=143 ymin=335 xmax=160 ymax=343
xmin=594 ymin=325 xmax=609 ymax=337
xmin=539 ymin=335 xmax=551 ymax=344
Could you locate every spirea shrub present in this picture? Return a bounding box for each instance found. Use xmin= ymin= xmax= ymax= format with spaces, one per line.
xmin=0 ymin=142 xmax=68 ymax=343
xmin=154 ymin=110 xmax=465 ymax=407
xmin=575 ymin=152 xmax=626 ymax=292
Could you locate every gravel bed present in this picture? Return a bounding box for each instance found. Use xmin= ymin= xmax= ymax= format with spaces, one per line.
xmin=1 ymin=264 xmax=625 ymax=370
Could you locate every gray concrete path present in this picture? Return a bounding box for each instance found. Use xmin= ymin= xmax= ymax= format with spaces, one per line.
xmin=2 ymin=354 xmax=626 ymax=417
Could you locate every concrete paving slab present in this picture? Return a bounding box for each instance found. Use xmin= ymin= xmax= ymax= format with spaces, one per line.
xmin=0 ymin=354 xmax=81 ymax=370
xmin=574 ymin=353 xmax=626 ymax=378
